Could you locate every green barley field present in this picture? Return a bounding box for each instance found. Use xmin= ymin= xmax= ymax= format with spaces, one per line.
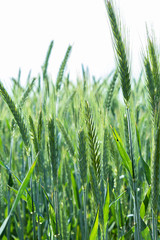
xmin=0 ymin=1 xmax=160 ymax=239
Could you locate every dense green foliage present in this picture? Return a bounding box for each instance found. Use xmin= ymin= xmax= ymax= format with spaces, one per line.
xmin=0 ymin=1 xmax=160 ymax=239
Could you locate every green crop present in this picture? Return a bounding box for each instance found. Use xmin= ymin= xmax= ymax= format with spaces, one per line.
xmin=0 ymin=1 xmax=159 ymax=239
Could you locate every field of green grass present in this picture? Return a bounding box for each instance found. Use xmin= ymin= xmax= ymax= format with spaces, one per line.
xmin=0 ymin=1 xmax=160 ymax=239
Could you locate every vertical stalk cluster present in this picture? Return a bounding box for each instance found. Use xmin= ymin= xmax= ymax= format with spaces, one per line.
xmin=1 ymin=2 xmax=160 ymax=238
xmin=106 ymin=1 xmax=140 ymax=238
xmin=144 ymin=31 xmax=160 ymax=239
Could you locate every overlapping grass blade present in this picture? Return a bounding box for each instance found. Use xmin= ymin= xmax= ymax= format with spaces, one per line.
xmin=0 ymin=157 xmax=38 ymax=236
xmin=71 ymin=171 xmax=80 ymax=209
xmin=1 ymin=1 xmax=160 ymax=238
xmin=103 ymin=182 xmax=110 ymax=230
xmin=136 ymin=124 xmax=151 ymax=185
xmin=89 ymin=208 xmax=99 ymax=240
xmin=140 ymin=186 xmax=151 ymax=220
xmin=111 ymin=126 xmax=133 ymax=177
xmin=41 ymin=185 xmax=57 ymax=236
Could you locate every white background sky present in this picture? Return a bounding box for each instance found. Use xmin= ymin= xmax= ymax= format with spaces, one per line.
xmin=0 ymin=0 xmax=160 ymax=90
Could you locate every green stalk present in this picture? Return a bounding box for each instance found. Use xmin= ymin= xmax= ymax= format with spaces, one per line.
xmin=31 ymin=186 xmax=36 ymax=240
xmin=0 ymin=167 xmax=2 ymax=224
xmin=28 ymin=152 xmax=36 ymax=240
xmin=37 ymin=182 xmax=41 ymax=240
xmin=7 ymin=135 xmax=14 ymax=240
xmin=83 ymin=186 xmax=87 ymax=240
xmin=54 ymin=189 xmax=59 ymax=239
xmin=21 ymin=145 xmax=25 ymax=239
xmin=151 ymin=122 xmax=160 ymax=240
xmin=126 ymin=108 xmax=140 ymax=240
xmin=7 ymin=189 xmax=11 ymax=240
xmin=78 ymin=129 xmax=88 ymax=239
xmin=152 ymin=210 xmax=157 ymax=240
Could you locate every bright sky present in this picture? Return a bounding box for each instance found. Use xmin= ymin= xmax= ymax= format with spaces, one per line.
xmin=0 ymin=0 xmax=160 ymax=90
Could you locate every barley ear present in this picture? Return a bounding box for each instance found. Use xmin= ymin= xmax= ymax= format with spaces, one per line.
xmin=85 ymin=101 xmax=101 ymax=184
xmin=78 ymin=129 xmax=87 ymax=186
xmin=144 ymin=31 xmax=160 ymax=120
xmin=19 ymin=78 xmax=36 ymax=110
xmin=106 ymin=0 xmax=131 ymax=105
xmin=144 ymin=57 xmax=155 ymax=118
xmin=42 ymin=40 xmax=54 ymax=80
xmin=147 ymin=32 xmax=160 ymax=100
xmin=0 ymin=82 xmax=30 ymax=149
xmin=104 ymin=69 xmax=118 ymax=111
xmin=11 ymin=77 xmax=37 ymax=131
xmin=29 ymin=116 xmax=39 ymax=155
xmin=56 ymin=45 xmax=72 ymax=92
xmin=42 ymin=41 xmax=54 ymax=96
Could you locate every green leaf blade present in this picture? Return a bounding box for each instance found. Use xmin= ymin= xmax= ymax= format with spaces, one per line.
xmin=0 ymin=157 xmax=38 ymax=236
xmin=89 ymin=208 xmax=99 ymax=240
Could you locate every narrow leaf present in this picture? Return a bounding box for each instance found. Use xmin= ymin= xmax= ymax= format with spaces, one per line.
xmin=103 ymin=182 xmax=110 ymax=228
xmin=89 ymin=208 xmax=99 ymax=240
xmin=140 ymin=186 xmax=151 ymax=219
xmin=71 ymin=172 xmax=80 ymax=209
xmin=109 ymin=191 xmax=126 ymax=208
xmin=136 ymin=124 xmax=151 ymax=185
xmin=41 ymin=185 xmax=56 ymax=234
xmin=0 ymin=157 xmax=38 ymax=236
xmin=111 ymin=126 xmax=133 ymax=177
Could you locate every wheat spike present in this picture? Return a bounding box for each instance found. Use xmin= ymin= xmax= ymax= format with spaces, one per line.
xmin=85 ymin=101 xmax=101 ymax=183
xmin=0 ymin=82 xmax=30 ymax=149
xmin=56 ymin=45 xmax=72 ymax=92
xmin=144 ymin=57 xmax=155 ymax=118
xmin=42 ymin=40 xmax=54 ymax=80
xmin=104 ymin=69 xmax=118 ymax=111
xmin=78 ymin=129 xmax=87 ymax=186
xmin=106 ymin=0 xmax=131 ymax=104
